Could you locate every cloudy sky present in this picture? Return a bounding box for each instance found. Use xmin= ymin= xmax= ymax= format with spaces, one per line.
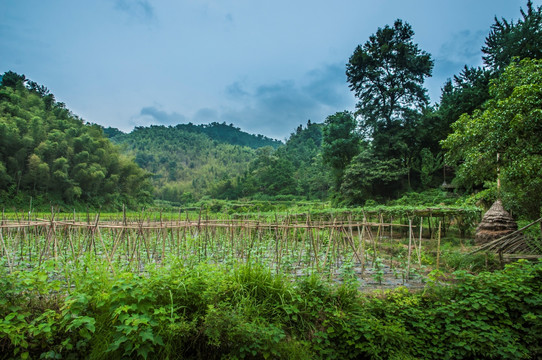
xmin=0 ymin=0 xmax=534 ymax=140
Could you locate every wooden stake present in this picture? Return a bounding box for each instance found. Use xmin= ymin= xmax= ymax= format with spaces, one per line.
xmin=436 ymin=221 xmax=442 ymax=271
xmin=406 ymin=219 xmax=413 ymax=281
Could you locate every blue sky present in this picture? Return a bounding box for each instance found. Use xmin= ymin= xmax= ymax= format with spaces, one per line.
xmin=0 ymin=0 xmax=534 ymax=140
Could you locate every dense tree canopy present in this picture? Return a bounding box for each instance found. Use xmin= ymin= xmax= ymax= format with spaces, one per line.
xmin=0 ymin=72 xmax=153 ymax=209
xmin=2 ymin=4 xmax=540 ymax=213
xmin=321 ymin=111 xmax=360 ymax=189
xmin=436 ymin=1 xmax=542 ymax=139
xmin=340 ymin=148 xmax=407 ymax=204
xmin=330 ymin=19 xmax=436 ymax=204
xmin=221 ymin=121 xmax=332 ymax=200
xmin=185 ymin=122 xmax=281 ymax=149
xmin=346 ymin=19 xmax=433 ymax=134
xmin=436 ymin=66 xmax=492 ymax=137
xmin=112 ymin=124 xmax=260 ymax=203
xmin=482 ymin=0 xmax=542 ymax=73
xmin=442 ymin=58 xmax=542 ymax=220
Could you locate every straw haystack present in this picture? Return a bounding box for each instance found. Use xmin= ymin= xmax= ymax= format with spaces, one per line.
xmin=475 ymin=200 xmax=518 ymax=245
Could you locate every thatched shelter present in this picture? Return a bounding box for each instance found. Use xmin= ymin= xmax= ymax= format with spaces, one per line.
xmin=475 ymin=200 xmax=518 ymax=245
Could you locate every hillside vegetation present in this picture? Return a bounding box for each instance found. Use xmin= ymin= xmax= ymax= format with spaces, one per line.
xmin=0 ymin=72 xmax=152 ymax=209
xmin=110 ymin=123 xmax=280 ymax=203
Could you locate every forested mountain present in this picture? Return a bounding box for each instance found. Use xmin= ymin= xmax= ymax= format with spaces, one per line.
xmin=0 ymin=71 xmax=153 ymax=209
xmin=110 ymin=124 xmax=279 ymax=203
xmin=110 ymin=120 xmax=330 ymax=203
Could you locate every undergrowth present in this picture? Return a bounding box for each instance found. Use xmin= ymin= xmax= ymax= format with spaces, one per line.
xmin=0 ymin=259 xmax=541 ymax=359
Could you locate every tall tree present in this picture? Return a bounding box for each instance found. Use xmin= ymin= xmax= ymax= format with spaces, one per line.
xmin=346 ymin=19 xmax=433 ymax=151
xmin=340 ymin=147 xmax=407 ymax=204
xmin=482 ymin=0 xmax=542 ymax=73
xmin=345 ymin=19 xmax=433 ymax=198
xmin=437 ymin=66 xmax=492 ymax=135
xmin=442 ymin=59 xmax=542 ymax=224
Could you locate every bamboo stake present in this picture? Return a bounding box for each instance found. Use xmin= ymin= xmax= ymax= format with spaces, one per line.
xmin=322 ymin=217 xmax=336 ymax=269
xmin=436 ymin=221 xmax=442 ymax=271
xmin=67 ymin=226 xmax=77 ymax=262
xmin=96 ymin=227 xmax=116 ymax=276
xmin=357 ymin=224 xmax=365 ymax=277
xmin=406 ymin=219 xmax=413 ymax=281
xmin=389 ymin=216 xmax=394 ymax=270
xmin=342 ymin=227 xmax=363 ymax=264
xmin=371 ymin=220 xmax=378 ymax=266
xmin=0 ymin=230 xmax=13 ymax=273
xmin=308 ymin=213 xmax=320 ymax=273
xmin=274 ymin=212 xmax=279 ymax=270
xmin=418 ymin=217 xmax=423 ymax=267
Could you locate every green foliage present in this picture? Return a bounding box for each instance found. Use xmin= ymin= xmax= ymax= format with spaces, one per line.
xmin=339 ymin=19 xmax=438 ymax=203
xmin=436 ymin=66 xmax=492 ymax=136
xmin=442 ymin=58 xmax=542 ymax=220
xmin=390 ymin=189 xmax=457 ymax=207
xmin=419 ymin=148 xmax=443 ymax=188
xmin=231 ymin=121 xmax=332 ymax=200
xmin=321 ymin=111 xmax=360 ymax=188
xmin=346 ymin=19 xmax=433 ymax=127
xmin=440 ymin=249 xmax=499 ymax=273
xmin=0 ymin=72 xmax=153 ymax=209
xmin=112 ymin=122 xmax=282 ymax=203
xmin=340 ymin=148 xmax=407 ymax=204
xmin=112 ymin=124 xmax=259 ymax=203
xmin=187 ymin=122 xmax=281 ymax=149
xmin=1 ymin=258 xmax=541 ymax=359
xmin=482 ymin=0 xmax=542 ymax=73
xmin=102 ymin=127 xmax=124 ymax=138
xmin=281 ymin=121 xmax=332 ymax=199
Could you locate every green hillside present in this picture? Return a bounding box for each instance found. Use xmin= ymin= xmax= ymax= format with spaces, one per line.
xmin=110 ymin=124 xmax=276 ymax=203
xmin=0 ymin=71 xmax=153 ymax=209
xmin=111 ymin=120 xmax=332 ymax=203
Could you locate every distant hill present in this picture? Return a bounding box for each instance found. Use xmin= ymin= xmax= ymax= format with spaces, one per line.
xmin=105 ymin=122 xmax=281 ymax=149
xmin=111 ymin=123 xmax=281 ymax=203
xmin=180 ymin=122 xmax=281 ymax=149
xmin=103 ymin=126 xmax=124 ymax=138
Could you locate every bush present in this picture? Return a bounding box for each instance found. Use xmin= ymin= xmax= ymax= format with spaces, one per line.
xmin=1 ymin=260 xmax=541 ymax=359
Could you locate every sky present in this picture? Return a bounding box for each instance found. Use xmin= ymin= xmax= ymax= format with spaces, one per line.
xmin=0 ymin=0 xmax=536 ymax=140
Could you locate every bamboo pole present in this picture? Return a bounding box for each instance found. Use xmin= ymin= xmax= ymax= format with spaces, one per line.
xmin=0 ymin=230 xmax=12 ymax=273
xmin=418 ymin=217 xmax=423 ymax=267
xmin=389 ymin=216 xmax=394 ymax=270
xmin=436 ymin=221 xmax=442 ymax=271
xmin=406 ymin=219 xmax=413 ymax=281
xmin=322 ymin=217 xmax=336 ymax=269
xmin=96 ymin=227 xmax=116 ymax=276
xmin=360 ymin=228 xmax=367 ymax=266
